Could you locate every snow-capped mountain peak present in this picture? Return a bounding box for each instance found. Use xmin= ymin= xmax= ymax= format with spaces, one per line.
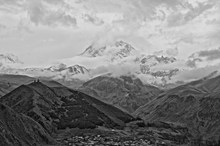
xmin=15 ymin=64 xmax=90 ymax=84
xmin=47 ymin=63 xmax=67 ymax=72
xmin=81 ymin=40 xmax=136 ymax=61
xmin=66 ymin=65 xmax=89 ymax=75
xmin=46 ymin=63 xmax=89 ymax=74
xmin=140 ymin=55 xmax=176 ymax=65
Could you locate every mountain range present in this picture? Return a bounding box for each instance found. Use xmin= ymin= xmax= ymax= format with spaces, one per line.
xmin=0 ymin=41 xmax=185 ymax=89
xmin=81 ymin=40 xmax=137 ymax=62
xmin=80 ymin=75 xmax=162 ymax=113
xmin=135 ymin=72 xmax=220 ymax=140
xmin=0 ymin=62 xmax=220 ymax=146
xmin=0 ymin=79 xmax=139 ymax=145
xmin=0 ymin=71 xmax=220 ymax=144
xmin=0 ymin=81 xmax=135 ymax=130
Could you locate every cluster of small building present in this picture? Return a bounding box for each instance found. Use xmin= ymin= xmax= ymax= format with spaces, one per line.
xmin=59 ymin=135 xmax=168 ymax=146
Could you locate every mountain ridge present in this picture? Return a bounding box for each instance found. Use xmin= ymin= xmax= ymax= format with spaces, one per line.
xmin=0 ymin=81 xmax=135 ymax=132
xmin=80 ymin=75 xmax=162 ymax=113
xmin=81 ymin=40 xmax=136 ymax=59
xmin=135 ymin=74 xmax=220 ymax=140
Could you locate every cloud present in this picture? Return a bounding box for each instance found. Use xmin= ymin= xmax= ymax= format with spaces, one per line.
xmin=191 ymin=47 xmax=220 ymax=61
xmin=186 ymin=58 xmax=202 ymax=68
xmin=0 ymin=0 xmax=220 ymax=66
xmin=76 ymin=0 xmax=123 ymax=13
xmin=60 ymin=53 xmax=140 ymax=77
xmin=83 ymin=14 xmax=104 ymax=25
xmin=186 ymin=47 xmax=220 ymax=68
xmin=196 ymin=47 xmax=220 ymax=60
xmin=173 ymin=33 xmax=195 ymax=44
xmin=0 ymin=24 xmax=6 ymax=29
xmin=91 ymin=62 xmax=140 ymax=77
xmin=90 ymin=66 xmax=108 ymax=76
xmin=90 ymin=19 xmax=141 ymax=48
xmin=42 ymin=0 xmax=65 ymax=5
xmin=0 ymin=0 xmax=24 ymax=7
xmin=150 ymin=60 xmax=186 ymax=71
xmin=167 ymin=2 xmax=214 ymax=27
xmin=26 ymin=0 xmax=77 ymax=27
xmin=173 ymin=63 xmax=220 ymax=82
xmin=166 ymin=47 xmax=179 ymax=56
xmin=153 ymin=47 xmax=179 ymax=57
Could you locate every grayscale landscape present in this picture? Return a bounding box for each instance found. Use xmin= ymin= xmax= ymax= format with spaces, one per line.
xmin=0 ymin=0 xmax=220 ymax=146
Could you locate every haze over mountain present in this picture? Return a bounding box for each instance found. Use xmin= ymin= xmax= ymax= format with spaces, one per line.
xmin=1 ymin=0 xmax=219 ymax=66
xmin=80 ymin=75 xmax=162 ymax=113
xmin=0 ymin=0 xmax=220 ymax=80
xmin=2 ymin=40 xmax=220 ymax=89
xmin=1 ymin=0 xmax=220 ymax=145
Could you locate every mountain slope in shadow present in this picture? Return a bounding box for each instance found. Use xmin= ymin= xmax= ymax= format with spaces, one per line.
xmin=135 ymin=75 xmax=220 ymax=140
xmin=80 ymin=75 xmax=162 ymax=113
xmin=0 ymin=103 xmax=55 ymax=146
xmin=0 ymin=81 xmax=135 ymax=134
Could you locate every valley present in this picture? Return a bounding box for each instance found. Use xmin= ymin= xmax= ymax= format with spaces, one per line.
xmin=1 ymin=41 xmax=220 ymax=145
xmin=0 ymin=72 xmax=220 ymax=145
xmin=1 ymin=0 xmax=220 ymax=145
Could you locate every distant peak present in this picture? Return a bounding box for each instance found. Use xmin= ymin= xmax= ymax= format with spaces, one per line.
xmin=81 ymin=40 xmax=136 ymax=59
xmin=47 ymin=63 xmax=67 ymax=71
xmin=115 ymin=40 xmax=131 ymax=46
xmin=72 ymin=64 xmax=85 ymax=68
xmin=140 ymin=55 xmax=176 ymax=64
xmin=67 ymin=64 xmax=89 ymax=74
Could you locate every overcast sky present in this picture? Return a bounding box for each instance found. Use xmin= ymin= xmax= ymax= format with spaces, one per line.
xmin=0 ymin=0 xmax=219 ymax=66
